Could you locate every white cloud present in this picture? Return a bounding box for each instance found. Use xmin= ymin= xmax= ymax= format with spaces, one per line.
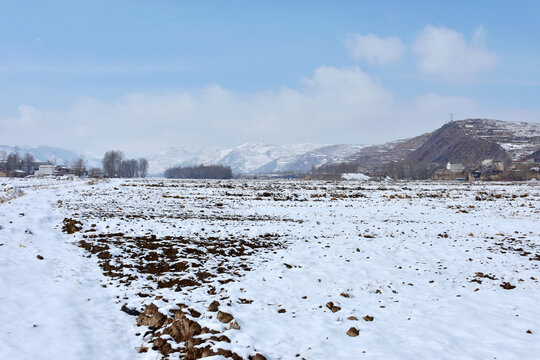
xmin=345 ymin=34 xmax=406 ymax=64
xmin=413 ymin=26 xmax=496 ymax=76
xmin=1 ymin=65 xmax=537 ymax=157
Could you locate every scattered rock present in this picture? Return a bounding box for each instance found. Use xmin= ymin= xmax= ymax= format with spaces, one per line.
xmin=347 ymin=316 xmax=358 ymax=321
xmin=363 ymin=315 xmax=374 ymax=322
xmin=326 ymin=302 xmax=341 ymax=313
xmin=217 ymin=311 xmax=234 ymax=323
xmin=36 ymin=255 xmax=44 ymax=260
xmin=347 ymin=327 xmax=359 ymax=337
xmin=278 ymin=308 xmax=286 ymax=313
xmin=526 ymin=330 xmax=532 ymax=334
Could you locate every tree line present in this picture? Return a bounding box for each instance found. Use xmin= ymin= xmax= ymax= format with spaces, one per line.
xmin=102 ymin=150 xmax=148 ymax=178
xmin=0 ymin=150 xmax=36 ymax=175
xmin=164 ymin=164 xmax=232 ymax=179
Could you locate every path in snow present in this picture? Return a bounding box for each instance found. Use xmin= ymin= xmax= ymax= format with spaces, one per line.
xmin=0 ymin=181 xmax=141 ymax=360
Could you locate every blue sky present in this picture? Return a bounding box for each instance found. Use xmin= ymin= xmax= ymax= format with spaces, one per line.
xmin=1 ymin=1 xmax=539 ymax=155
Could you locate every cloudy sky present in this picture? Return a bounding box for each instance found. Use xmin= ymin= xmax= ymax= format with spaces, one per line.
xmin=1 ymin=1 xmax=539 ymax=156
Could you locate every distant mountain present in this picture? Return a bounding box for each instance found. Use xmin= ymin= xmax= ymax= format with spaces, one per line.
xmin=148 ymin=142 xmax=334 ymax=175
xmin=256 ymin=144 xmax=367 ymax=173
xmin=404 ymin=121 xmax=509 ymax=165
xmin=316 ymin=118 xmax=540 ymax=175
xmin=0 ymin=145 xmax=101 ymax=168
xmin=216 ymin=142 xmax=324 ymax=174
xmin=457 ymin=118 xmax=540 ymax=161
xmin=147 ymin=146 xmax=227 ymax=175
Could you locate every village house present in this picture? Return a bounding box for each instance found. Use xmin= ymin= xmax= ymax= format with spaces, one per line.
xmin=55 ymin=165 xmax=71 ymax=175
xmin=0 ymin=160 xmax=55 ymax=177
xmin=446 ymin=162 xmax=463 ymax=172
xmin=34 ymin=164 xmax=54 ymax=176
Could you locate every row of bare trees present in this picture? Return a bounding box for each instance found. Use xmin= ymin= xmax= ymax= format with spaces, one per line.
xmin=102 ymin=150 xmax=148 ymax=178
xmin=0 ymin=150 xmax=36 ymax=175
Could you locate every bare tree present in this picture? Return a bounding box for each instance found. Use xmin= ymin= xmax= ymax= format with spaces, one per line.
xmin=72 ymin=156 xmax=86 ymax=176
xmin=6 ymin=152 xmax=21 ymax=172
xmin=119 ymin=159 xmax=138 ymax=178
xmin=102 ymin=150 xmax=124 ymax=178
xmin=138 ymin=158 xmax=149 ymax=178
xmin=23 ymin=153 xmax=35 ymax=175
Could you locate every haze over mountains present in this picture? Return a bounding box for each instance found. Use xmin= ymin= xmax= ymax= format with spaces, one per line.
xmin=147 ymin=143 xmax=366 ymax=175
xmin=2 ymin=119 xmax=539 ymax=176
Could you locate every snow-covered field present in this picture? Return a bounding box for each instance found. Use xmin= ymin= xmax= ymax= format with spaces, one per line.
xmin=1 ymin=177 xmax=539 ymax=360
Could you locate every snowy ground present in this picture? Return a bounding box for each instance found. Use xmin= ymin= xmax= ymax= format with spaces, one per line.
xmin=1 ymin=177 xmax=539 ymax=360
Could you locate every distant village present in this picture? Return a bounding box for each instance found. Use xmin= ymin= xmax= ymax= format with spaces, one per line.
xmin=0 ymin=149 xmax=148 ymax=179
xmin=0 ymin=152 xmax=103 ymax=178
xmin=433 ymin=156 xmax=540 ymax=181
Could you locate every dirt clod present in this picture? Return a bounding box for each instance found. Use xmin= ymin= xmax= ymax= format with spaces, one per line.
xmin=347 ymin=327 xmax=359 ymax=337
xmin=208 ymin=300 xmax=220 ymax=312
xmin=217 ymin=311 xmax=234 ymax=323
xmin=500 ymin=282 xmax=516 ymax=290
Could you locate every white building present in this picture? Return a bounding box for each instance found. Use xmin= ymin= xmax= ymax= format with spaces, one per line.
xmin=35 ymin=164 xmax=54 ymax=176
xmin=446 ymin=162 xmax=463 ymax=172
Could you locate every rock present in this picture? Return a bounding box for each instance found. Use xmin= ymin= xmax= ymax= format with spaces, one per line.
xmin=36 ymin=255 xmax=44 ymax=260
xmin=121 ymin=305 xmax=141 ymax=316
xmin=347 ymin=316 xmax=358 ymax=321
xmin=363 ymin=315 xmax=374 ymax=322
xmin=217 ymin=311 xmax=234 ymax=323
xmin=278 ymin=308 xmax=286 ymax=313
xmin=326 ymin=301 xmax=334 ymax=310
xmin=347 ymin=327 xmax=359 ymax=337
xmin=208 ymin=300 xmax=220 ymax=312
xmin=526 ymin=330 xmax=532 ymax=334
xmin=326 ymin=302 xmax=341 ymax=312
xmin=500 ymin=282 xmax=516 ymax=290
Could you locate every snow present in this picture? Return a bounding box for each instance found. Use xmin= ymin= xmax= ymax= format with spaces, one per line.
xmin=1 ymin=177 xmax=539 ymax=359
xmin=0 ymin=178 xmax=142 ymax=360
xmin=341 ymin=173 xmax=369 ymax=181
xmin=460 ymin=119 xmax=540 ymax=160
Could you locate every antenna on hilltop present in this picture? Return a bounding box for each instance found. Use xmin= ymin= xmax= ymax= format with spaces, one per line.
xmin=450 ymin=113 xmax=454 ymax=122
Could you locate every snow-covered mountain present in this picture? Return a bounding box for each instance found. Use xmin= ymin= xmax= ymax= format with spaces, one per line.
xmin=458 ymin=119 xmax=540 ymax=160
xmin=0 ymin=145 xmax=102 ymax=168
xmin=147 ymin=146 xmax=228 ymax=175
xmin=255 ymin=144 xmax=368 ymax=173
xmin=216 ymin=142 xmax=324 ymax=174
xmin=146 ymin=142 xmax=364 ymax=175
